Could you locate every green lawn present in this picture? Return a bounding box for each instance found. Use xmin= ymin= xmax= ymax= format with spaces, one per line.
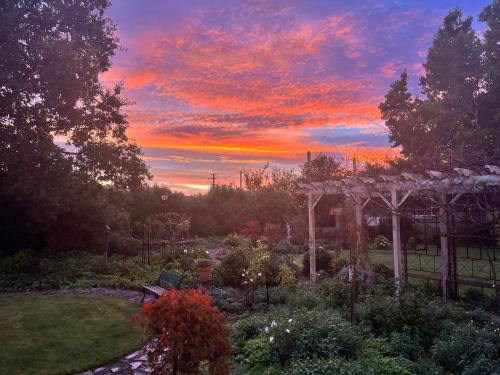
xmin=0 ymin=294 xmax=143 ymax=375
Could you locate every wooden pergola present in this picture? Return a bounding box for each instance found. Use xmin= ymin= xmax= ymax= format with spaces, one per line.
xmin=298 ymin=165 xmax=500 ymax=298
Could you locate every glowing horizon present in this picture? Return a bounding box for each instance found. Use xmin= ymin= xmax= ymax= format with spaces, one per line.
xmin=105 ymin=0 xmax=489 ymax=194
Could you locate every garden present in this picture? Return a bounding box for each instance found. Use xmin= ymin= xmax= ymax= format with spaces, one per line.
xmin=2 ymin=0 xmax=500 ymax=374
xmin=1 ymin=234 xmax=499 ymax=374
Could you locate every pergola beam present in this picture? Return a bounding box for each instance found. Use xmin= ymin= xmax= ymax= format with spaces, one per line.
xmin=299 ymin=166 xmax=500 ymax=297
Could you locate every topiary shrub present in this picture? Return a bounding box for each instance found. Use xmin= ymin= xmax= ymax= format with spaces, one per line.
xmin=135 ymin=289 xmax=231 ymax=375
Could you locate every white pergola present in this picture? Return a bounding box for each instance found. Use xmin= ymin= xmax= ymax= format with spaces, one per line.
xmin=298 ymin=165 xmax=500 ymax=298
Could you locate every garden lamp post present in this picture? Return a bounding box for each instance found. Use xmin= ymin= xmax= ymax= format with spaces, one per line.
xmin=104 ymin=224 xmax=111 ymax=266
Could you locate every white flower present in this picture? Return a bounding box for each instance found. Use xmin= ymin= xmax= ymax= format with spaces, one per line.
xmin=205 ymin=250 xmax=210 ymax=254
xmin=241 ymin=273 xmax=245 ymax=277
xmin=250 ymin=278 xmax=253 ymax=282
xmin=286 ymin=329 xmax=290 ymax=333
xmin=264 ymin=327 xmax=269 ymax=333
xmin=271 ymin=320 xmax=277 ymax=327
xmin=258 ymin=272 xmax=262 ymax=277
xmin=183 ymin=249 xmax=188 ymax=253
xmin=288 ymin=319 xmax=293 ymax=323
xmin=269 ymin=336 xmax=274 ymax=343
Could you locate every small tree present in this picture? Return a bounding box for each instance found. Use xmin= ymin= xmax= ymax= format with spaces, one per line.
xmin=242 ymin=242 xmax=279 ymax=305
xmin=135 ymin=290 xmax=231 ymax=375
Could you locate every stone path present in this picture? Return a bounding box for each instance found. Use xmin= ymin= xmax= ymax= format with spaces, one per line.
xmin=1 ymin=288 xmax=157 ymax=375
xmin=78 ymin=345 xmax=155 ymax=375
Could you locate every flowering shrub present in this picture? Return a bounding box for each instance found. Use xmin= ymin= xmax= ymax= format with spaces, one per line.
xmin=374 ymin=235 xmax=391 ymax=250
xmin=241 ymin=242 xmax=281 ymax=304
xmin=276 ymin=264 xmax=296 ymax=287
xmin=262 ymin=309 xmax=361 ymax=364
xmin=215 ymin=246 xmax=250 ymax=288
xmin=134 ymin=289 xmax=231 ymax=375
xmin=161 ymin=246 xmax=210 ymax=286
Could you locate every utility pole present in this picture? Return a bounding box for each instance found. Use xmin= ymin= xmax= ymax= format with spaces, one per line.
xmin=352 ymin=157 xmax=357 ymax=173
xmin=239 ymin=170 xmax=243 ymax=189
xmin=209 ymin=173 xmax=217 ymax=188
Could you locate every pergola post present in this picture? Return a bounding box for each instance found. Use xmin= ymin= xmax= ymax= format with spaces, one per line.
xmin=390 ymin=185 xmax=402 ymax=293
xmin=439 ymin=192 xmax=450 ymax=299
xmin=355 ymin=198 xmax=363 ymax=228
xmin=308 ymin=192 xmax=317 ymax=282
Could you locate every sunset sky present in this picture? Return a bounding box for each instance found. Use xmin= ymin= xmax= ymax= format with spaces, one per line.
xmin=104 ymin=0 xmax=489 ymax=194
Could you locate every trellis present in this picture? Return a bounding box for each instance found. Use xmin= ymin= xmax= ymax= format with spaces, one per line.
xmin=298 ymin=165 xmax=500 ymax=298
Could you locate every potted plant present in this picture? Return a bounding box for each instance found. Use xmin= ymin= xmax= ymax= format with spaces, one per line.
xmin=196 ymin=259 xmax=213 ymax=283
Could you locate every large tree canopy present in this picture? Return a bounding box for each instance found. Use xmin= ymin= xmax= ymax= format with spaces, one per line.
xmin=380 ymin=3 xmax=500 ymax=169
xmin=0 ymin=0 xmax=149 ymax=187
xmin=0 ymin=0 xmax=150 ymax=253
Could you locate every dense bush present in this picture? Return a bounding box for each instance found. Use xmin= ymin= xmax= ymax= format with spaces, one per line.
xmin=358 ymin=293 xmax=438 ymax=350
xmin=286 ymin=358 xmax=364 ymax=375
xmin=0 ymin=249 xmax=202 ymax=291
xmin=214 ymin=246 xmax=250 ymax=288
xmin=161 ymin=245 xmax=210 ymax=286
xmin=224 ymin=234 xmax=249 ymax=248
xmin=263 ymin=308 xmax=362 ymax=363
xmin=108 ymin=234 xmax=141 ymax=256
xmin=372 ymin=263 xmax=393 ymax=279
xmin=231 ymin=314 xmax=269 ymax=354
xmin=240 ymin=337 xmax=273 ymax=367
xmin=302 ymin=249 xmax=332 ymax=276
xmin=432 ymin=322 xmax=500 ymax=373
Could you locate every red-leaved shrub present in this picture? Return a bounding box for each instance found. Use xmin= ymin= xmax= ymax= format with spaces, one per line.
xmin=240 ymin=220 xmax=262 ymax=242
xmin=134 ymin=289 xmax=231 ymax=375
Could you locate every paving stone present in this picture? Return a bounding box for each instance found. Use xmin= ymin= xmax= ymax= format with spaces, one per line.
xmin=130 ymin=362 xmax=142 ymax=370
xmin=126 ymin=351 xmax=140 ymax=360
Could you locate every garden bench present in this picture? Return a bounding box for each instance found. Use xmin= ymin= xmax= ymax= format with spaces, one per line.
xmin=142 ymin=271 xmax=183 ymax=303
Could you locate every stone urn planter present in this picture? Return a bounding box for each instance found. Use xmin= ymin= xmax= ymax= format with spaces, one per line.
xmin=196 ymin=259 xmax=212 ymax=284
